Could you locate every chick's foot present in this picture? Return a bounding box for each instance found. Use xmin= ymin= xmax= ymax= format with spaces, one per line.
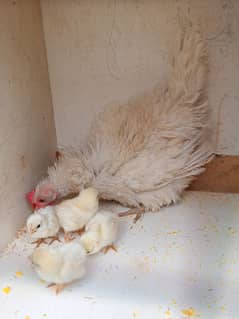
xmin=73 ymin=226 xmax=85 ymax=236
xmin=101 ymin=244 xmax=117 ymax=254
xmin=32 ymin=238 xmax=49 ymax=247
xmin=48 ymin=236 xmax=61 ymax=245
xmin=64 ymin=232 xmax=75 ymax=242
xmin=47 ymin=283 xmax=67 ymax=294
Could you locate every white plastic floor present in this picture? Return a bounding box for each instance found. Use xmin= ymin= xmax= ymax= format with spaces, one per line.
xmin=1 ymin=191 xmax=239 ymax=319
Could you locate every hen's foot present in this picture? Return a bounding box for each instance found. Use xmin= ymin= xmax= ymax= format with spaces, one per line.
xmin=118 ymin=207 xmax=145 ymax=223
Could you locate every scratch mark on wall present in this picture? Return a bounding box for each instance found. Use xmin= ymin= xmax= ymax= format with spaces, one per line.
xmin=215 ymin=94 xmax=227 ymax=152
xmin=20 ymin=155 xmax=26 ymax=169
xmin=207 ymin=0 xmax=234 ymax=45
xmin=0 ymin=172 xmax=8 ymax=199
xmin=106 ymin=0 xmax=121 ymax=80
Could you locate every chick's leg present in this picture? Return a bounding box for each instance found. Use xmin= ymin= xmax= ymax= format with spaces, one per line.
xmin=118 ymin=207 xmax=145 ymax=223
xmin=101 ymin=244 xmax=117 ymax=254
xmin=55 ymin=284 xmax=66 ymax=294
xmin=73 ymin=226 xmax=85 ymax=236
xmin=47 ymin=283 xmax=67 ymax=294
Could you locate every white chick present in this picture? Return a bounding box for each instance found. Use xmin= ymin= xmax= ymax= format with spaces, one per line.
xmin=56 ymin=187 xmax=99 ymax=241
xmin=27 ymin=206 xmax=60 ymax=247
xmin=80 ymin=210 xmax=118 ymax=255
xmin=31 ymin=240 xmax=87 ymax=294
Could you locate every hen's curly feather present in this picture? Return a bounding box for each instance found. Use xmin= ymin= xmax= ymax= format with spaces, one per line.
xmin=37 ymin=22 xmax=213 ymax=211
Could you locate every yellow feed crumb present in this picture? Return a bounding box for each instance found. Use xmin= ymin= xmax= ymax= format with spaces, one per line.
xmin=2 ymin=286 xmax=11 ymax=295
xmin=167 ymin=231 xmax=180 ymax=235
xmin=220 ymin=305 xmax=226 ymax=312
xmin=171 ymin=299 xmax=177 ymax=305
xmin=228 ymin=227 xmax=237 ymax=235
xmin=181 ymin=307 xmax=197 ymax=317
xmin=132 ymin=311 xmax=139 ymax=317
xmin=15 ymin=271 xmax=23 ymax=277
xmin=165 ymin=309 xmax=171 ymax=316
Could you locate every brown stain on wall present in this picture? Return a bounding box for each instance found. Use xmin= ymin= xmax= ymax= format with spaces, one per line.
xmin=20 ymin=155 xmax=26 ymax=169
xmin=189 ymin=155 xmax=239 ymax=193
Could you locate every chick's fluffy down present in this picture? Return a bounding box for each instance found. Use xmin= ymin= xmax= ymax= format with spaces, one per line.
xmin=27 ymin=206 xmax=60 ymax=239
xmin=56 ymin=187 xmax=99 ymax=233
xmin=31 ymin=241 xmax=86 ymax=284
xmin=80 ymin=210 xmax=118 ymax=254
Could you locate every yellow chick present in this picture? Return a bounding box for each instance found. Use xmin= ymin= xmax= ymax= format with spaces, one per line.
xmin=31 ymin=240 xmax=87 ymax=294
xmin=80 ymin=210 xmax=118 ymax=255
xmin=26 ymin=206 xmax=60 ymax=247
xmin=55 ymin=187 xmax=99 ymax=241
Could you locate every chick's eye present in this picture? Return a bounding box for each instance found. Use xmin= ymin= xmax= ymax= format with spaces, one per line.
xmin=36 ymin=224 xmax=41 ymax=229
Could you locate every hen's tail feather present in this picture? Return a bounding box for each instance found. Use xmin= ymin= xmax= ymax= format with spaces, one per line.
xmin=170 ymin=22 xmax=208 ymax=103
xmin=166 ymin=21 xmax=212 ymax=180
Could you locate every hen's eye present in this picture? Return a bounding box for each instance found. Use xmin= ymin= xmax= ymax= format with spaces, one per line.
xmin=36 ymin=224 xmax=41 ymax=229
xmin=39 ymin=199 xmax=45 ymax=203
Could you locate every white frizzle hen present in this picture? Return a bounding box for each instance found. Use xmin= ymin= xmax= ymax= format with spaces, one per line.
xmin=31 ymin=240 xmax=87 ymax=294
xmin=56 ymin=187 xmax=99 ymax=241
xmin=27 ymin=206 xmax=60 ymax=247
xmin=80 ymin=210 xmax=118 ymax=255
xmin=30 ymin=22 xmax=213 ymax=215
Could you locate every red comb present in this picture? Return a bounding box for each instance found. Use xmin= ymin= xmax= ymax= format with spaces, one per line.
xmin=26 ymin=190 xmax=35 ymax=203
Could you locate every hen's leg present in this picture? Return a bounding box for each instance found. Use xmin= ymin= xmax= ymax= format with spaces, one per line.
xmin=119 ymin=179 xmax=189 ymax=218
xmin=118 ymin=207 xmax=145 ymax=223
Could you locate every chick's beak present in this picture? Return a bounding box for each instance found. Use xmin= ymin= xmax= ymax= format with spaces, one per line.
xmin=29 ymin=225 xmax=36 ymax=234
